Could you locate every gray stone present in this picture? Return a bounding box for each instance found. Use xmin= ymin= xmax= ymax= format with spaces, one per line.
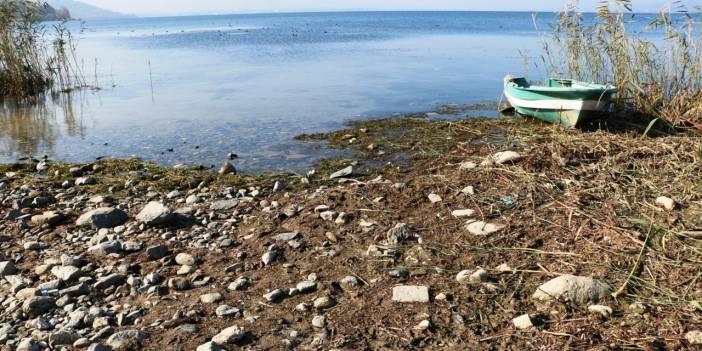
xmin=59 ymin=283 xmax=90 ymax=297
xmin=87 ymin=241 xmax=122 ymax=256
xmin=263 ymin=289 xmax=285 ymax=302
xmin=261 ymin=251 xmax=279 ymax=265
xmin=175 ymin=253 xmax=197 ymax=266
xmin=168 ymin=277 xmax=190 ymax=291
xmin=105 ymin=329 xmax=145 ymax=349
xmin=296 ymin=281 xmax=317 ymax=293
xmin=31 ymin=211 xmax=63 ymax=226
xmin=512 ymin=314 xmax=533 ymax=330
xmin=386 ymin=223 xmax=415 ymax=245
xmin=197 ymin=341 xmax=223 ymax=351
xmin=272 ymin=232 xmax=300 ymax=241
xmin=532 ymin=275 xmax=611 ymax=305
xmin=76 ymin=208 xmax=128 ymax=228
xmin=16 ymin=338 xmax=42 ymax=351
xmin=75 ymin=177 xmax=97 ymax=186
xmin=23 ymin=296 xmax=56 ymax=317
xmin=49 ymin=329 xmax=80 ymax=345
xmin=210 ymin=199 xmax=239 ymax=211
xmin=93 ymin=273 xmax=126 ymax=290
xmin=136 ymin=201 xmax=174 ymax=226
xmin=51 ymin=265 xmax=81 ymax=282
xmin=0 ymin=261 xmax=17 ymax=277
xmin=329 ymin=166 xmax=353 ymax=179
xmin=145 ymin=244 xmax=170 ymax=260
xmin=392 ymin=285 xmax=430 ymax=303
xmin=313 ymin=296 xmax=336 ymax=309
xmin=211 ymin=325 xmax=245 ymax=345
xmin=218 ymin=162 xmax=236 ymax=175
xmin=215 ymin=305 xmax=240 ymax=317
xmin=200 ymin=293 xmax=223 ymax=304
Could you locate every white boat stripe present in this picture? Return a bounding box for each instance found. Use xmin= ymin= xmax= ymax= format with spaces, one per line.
xmin=504 ymin=91 xmax=610 ymax=111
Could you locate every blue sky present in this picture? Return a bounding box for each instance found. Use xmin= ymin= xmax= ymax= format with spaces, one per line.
xmin=81 ymin=0 xmax=689 ymax=16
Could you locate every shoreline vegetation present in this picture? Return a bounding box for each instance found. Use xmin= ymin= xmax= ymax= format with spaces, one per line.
xmin=3 ymin=1 xmax=702 ymax=350
xmin=0 ymin=0 xmax=89 ymax=99
xmin=2 ymin=109 xmax=702 ymax=349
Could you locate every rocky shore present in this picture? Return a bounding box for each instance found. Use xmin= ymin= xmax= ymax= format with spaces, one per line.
xmin=1 ymin=114 xmax=701 ymax=350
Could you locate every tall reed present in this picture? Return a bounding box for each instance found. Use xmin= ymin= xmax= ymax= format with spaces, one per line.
xmin=0 ymin=0 xmax=85 ymax=98
xmin=536 ymin=0 xmax=702 ymax=130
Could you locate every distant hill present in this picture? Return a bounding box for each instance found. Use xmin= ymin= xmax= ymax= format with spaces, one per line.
xmin=46 ymin=0 xmax=131 ymax=19
xmin=37 ymin=3 xmax=71 ymax=21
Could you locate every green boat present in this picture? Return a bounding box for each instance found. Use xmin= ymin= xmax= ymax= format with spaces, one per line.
xmin=503 ymin=76 xmax=617 ymax=128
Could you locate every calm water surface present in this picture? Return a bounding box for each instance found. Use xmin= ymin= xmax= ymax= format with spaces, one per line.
xmin=0 ymin=11 xmax=660 ymax=172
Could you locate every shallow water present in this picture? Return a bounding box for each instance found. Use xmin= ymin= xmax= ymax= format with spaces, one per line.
xmin=0 ymin=11 xmax=665 ymax=173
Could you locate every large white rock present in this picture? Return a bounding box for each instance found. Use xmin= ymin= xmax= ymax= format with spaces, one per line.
xmin=465 ymin=220 xmax=503 ymax=235
xmin=655 ymin=196 xmax=675 ymax=211
xmin=392 ymin=285 xmax=430 ymax=303
xmin=512 ymin=314 xmax=533 ymax=330
xmin=136 ymin=202 xmax=173 ymax=226
xmin=532 ymin=275 xmax=611 ymax=305
xmin=212 ymin=326 xmax=246 ymax=345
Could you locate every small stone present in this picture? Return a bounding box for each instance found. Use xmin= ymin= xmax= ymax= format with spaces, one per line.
xmin=329 ymin=166 xmax=353 ymax=179
xmin=455 ymin=270 xmax=471 ymax=284
xmin=451 ymin=209 xmax=475 ymax=218
xmin=272 ymin=232 xmax=300 ymax=241
xmin=228 ymin=277 xmax=250 ymax=291
xmin=168 ymin=277 xmax=191 ymax=291
xmin=469 ymin=268 xmax=490 ymax=283
xmin=533 ymin=275 xmax=611 ymax=305
xmin=588 ymin=305 xmax=613 ymax=318
xmin=296 ymin=281 xmax=317 ymax=293
xmin=105 ymin=330 xmax=145 ymax=349
xmin=51 ymin=266 xmax=81 ymax=282
xmin=461 ymin=186 xmax=475 ymax=195
xmin=386 ymin=223 xmax=415 ymax=245
xmin=428 ymin=193 xmax=442 ymax=203
xmin=200 ymin=293 xmax=223 ymax=304
xmin=145 ymin=244 xmax=170 ymax=260
xmin=320 ymin=211 xmax=336 ymax=221
xmin=197 ymin=341 xmax=223 ymax=351
xmin=482 ymin=151 xmax=522 ymax=166
xmin=512 ymin=314 xmax=533 ymax=330
xmin=263 ymin=289 xmax=285 ymax=302
xmin=686 ymin=330 xmax=702 ymax=345
xmin=311 ymin=315 xmax=326 ymax=329
xmin=655 ymin=196 xmax=675 ymax=211
xmin=93 ymin=273 xmax=126 ymax=290
xmin=76 ymin=208 xmax=128 ymax=228
xmin=261 ymin=251 xmax=279 ymax=265
xmin=313 ymin=296 xmax=336 ymax=309
xmin=215 ymin=305 xmax=240 ymax=317
xmin=136 ymin=201 xmax=174 ymax=226
xmin=75 ymin=177 xmax=96 ymax=186
xmin=340 ymin=276 xmax=360 ymax=287
xmin=23 ymin=296 xmax=56 ymax=317
xmin=459 ymin=161 xmax=477 ymax=171
xmin=465 ymin=220 xmax=503 ymax=236
xmin=392 ymin=286 xmax=430 ymax=303
xmin=175 ymin=253 xmax=197 ymax=266
xmin=212 ymin=326 xmax=245 ymax=345
xmin=414 ymin=320 xmax=431 ymax=331
xmin=210 ymin=199 xmax=239 ymax=211
xmin=219 ymin=162 xmax=236 ymax=175
xmin=0 ymin=261 xmax=17 ymax=276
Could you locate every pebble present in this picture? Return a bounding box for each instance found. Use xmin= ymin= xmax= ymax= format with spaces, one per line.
xmin=686 ymin=330 xmax=702 ymax=345
xmin=392 ymin=286 xmax=430 ymax=303
xmin=212 ymin=326 xmax=246 ymax=345
xmin=655 ymin=196 xmax=675 ymax=210
xmin=200 ymin=293 xmax=224 ymax=304
xmin=311 ymin=315 xmax=326 ymax=329
xmin=512 ymin=314 xmax=533 ymax=330
xmin=329 ymin=166 xmax=353 ymax=179
xmin=296 ymin=281 xmax=317 ymax=293
xmin=215 ymin=305 xmax=240 ymax=317
xmin=588 ymin=304 xmax=613 ymax=318
xmin=533 ymin=275 xmax=611 ymax=305
xmin=313 ymin=296 xmax=336 ymax=309
xmin=451 ymin=209 xmax=475 ymax=218
xmin=428 ymin=193 xmax=442 ymax=203
xmin=263 ymin=289 xmax=286 ymax=302
xmin=219 ymin=162 xmax=236 ymax=175
xmin=175 ymin=253 xmax=197 ymax=266
xmin=465 ymin=220 xmax=503 ymax=236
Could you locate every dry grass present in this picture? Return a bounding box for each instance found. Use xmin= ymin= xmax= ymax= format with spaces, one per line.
xmin=532 ymin=0 xmax=702 ymax=132
xmin=0 ymin=0 xmax=86 ymax=98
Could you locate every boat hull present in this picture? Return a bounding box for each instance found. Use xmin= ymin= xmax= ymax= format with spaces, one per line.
xmin=503 ymin=77 xmax=616 ymax=128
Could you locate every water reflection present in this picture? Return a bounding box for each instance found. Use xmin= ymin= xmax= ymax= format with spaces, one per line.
xmin=0 ymin=93 xmax=86 ymax=160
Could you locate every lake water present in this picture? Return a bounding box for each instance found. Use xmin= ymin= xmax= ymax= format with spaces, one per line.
xmin=0 ymin=11 xmax=664 ymax=172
